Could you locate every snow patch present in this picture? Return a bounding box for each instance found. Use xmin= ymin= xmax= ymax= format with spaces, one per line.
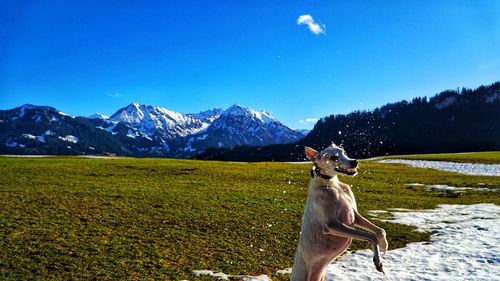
xmin=58 ymin=111 xmax=74 ymax=118
xmin=97 ymin=122 xmax=119 ymax=135
xmin=192 ymin=270 xmax=271 ymax=281
xmin=58 ymin=135 xmax=79 ymax=143
xmin=379 ymin=159 xmax=500 ymax=176
xmin=404 ymin=183 xmax=498 ymax=194
xmin=21 ymin=134 xmax=45 ymax=143
xmin=425 ymin=184 xmax=498 ymax=193
xmin=21 ymin=134 xmax=36 ymax=140
xmin=126 ymin=129 xmax=138 ymax=139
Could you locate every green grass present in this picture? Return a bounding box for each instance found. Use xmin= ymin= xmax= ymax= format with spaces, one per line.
xmin=0 ymin=152 xmax=498 ymax=280
xmin=385 ymin=151 xmax=500 ymax=164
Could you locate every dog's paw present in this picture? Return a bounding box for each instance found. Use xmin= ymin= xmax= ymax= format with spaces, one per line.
xmin=373 ymin=255 xmax=385 ymax=274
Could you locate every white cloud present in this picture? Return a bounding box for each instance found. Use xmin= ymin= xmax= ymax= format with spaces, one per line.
xmin=106 ymin=92 xmax=122 ymax=98
xmin=297 ymin=14 xmax=325 ymax=35
xmin=299 ymin=118 xmax=319 ymax=124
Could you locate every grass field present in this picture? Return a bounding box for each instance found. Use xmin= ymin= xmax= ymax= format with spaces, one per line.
xmin=0 ymin=152 xmax=499 ymax=280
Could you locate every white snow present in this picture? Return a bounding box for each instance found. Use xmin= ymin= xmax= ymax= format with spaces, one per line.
xmin=379 ymin=159 xmax=500 ymax=176
xmin=404 ymin=183 xmax=498 ymax=193
xmin=109 ymin=103 xmax=214 ymax=139
xmin=183 ymin=137 xmax=198 ymax=152
xmin=126 ymin=129 xmax=138 ymax=139
xmin=58 ymin=135 xmax=79 ymax=143
xmin=192 ymin=270 xmax=271 ymax=281
xmin=21 ymin=134 xmax=36 ymax=140
xmin=58 ymin=111 xmax=74 ymax=118
xmin=21 ymin=133 xmax=45 ymax=142
xmin=277 ymin=204 xmax=500 ymax=281
xmin=44 ymin=130 xmax=55 ymax=136
xmin=97 ymin=122 xmax=119 ymax=135
xmin=88 ymin=112 xmax=109 ymax=119
xmin=223 ymin=104 xmax=278 ymax=124
xmin=425 ymin=184 xmax=498 ymax=193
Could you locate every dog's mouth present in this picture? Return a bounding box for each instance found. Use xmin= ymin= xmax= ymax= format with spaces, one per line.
xmin=334 ymin=167 xmax=358 ymax=176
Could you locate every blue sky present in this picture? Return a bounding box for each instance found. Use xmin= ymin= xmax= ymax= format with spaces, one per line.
xmin=1 ymin=1 xmax=499 ymax=129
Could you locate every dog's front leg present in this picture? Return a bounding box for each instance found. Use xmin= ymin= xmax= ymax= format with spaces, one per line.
xmin=324 ymin=221 xmax=384 ymax=273
xmin=354 ymin=211 xmax=388 ymax=253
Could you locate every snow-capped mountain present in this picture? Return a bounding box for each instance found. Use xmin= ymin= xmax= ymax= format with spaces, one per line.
xmin=0 ymin=103 xmax=305 ymax=157
xmin=108 ymin=103 xmax=222 ymax=139
xmin=0 ymin=104 xmax=131 ymax=156
xmin=174 ymin=104 xmax=303 ymax=156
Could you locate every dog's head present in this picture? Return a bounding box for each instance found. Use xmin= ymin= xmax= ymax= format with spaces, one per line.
xmin=305 ymin=144 xmax=358 ymax=177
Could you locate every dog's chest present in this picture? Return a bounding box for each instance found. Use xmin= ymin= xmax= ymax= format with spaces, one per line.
xmin=313 ymin=185 xmax=356 ymax=226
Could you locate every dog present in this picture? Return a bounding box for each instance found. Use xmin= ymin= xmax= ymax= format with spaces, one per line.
xmin=291 ymin=144 xmax=388 ymax=281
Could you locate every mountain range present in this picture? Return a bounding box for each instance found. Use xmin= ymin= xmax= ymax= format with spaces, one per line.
xmin=196 ymin=82 xmax=500 ymax=161
xmin=3 ymin=82 xmax=499 ymax=160
xmin=0 ymin=103 xmax=305 ymax=157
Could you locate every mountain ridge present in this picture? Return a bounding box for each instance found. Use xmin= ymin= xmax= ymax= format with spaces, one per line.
xmin=0 ymin=103 xmax=305 ymax=157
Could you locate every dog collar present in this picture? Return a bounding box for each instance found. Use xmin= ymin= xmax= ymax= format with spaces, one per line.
xmin=311 ymin=165 xmax=333 ymax=180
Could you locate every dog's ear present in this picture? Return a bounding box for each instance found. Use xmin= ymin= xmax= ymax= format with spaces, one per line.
xmin=304 ymin=146 xmax=318 ymax=161
xmin=330 ymin=143 xmax=338 ymax=148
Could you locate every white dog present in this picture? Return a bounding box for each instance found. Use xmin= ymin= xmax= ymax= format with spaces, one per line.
xmin=291 ymin=144 xmax=388 ymax=281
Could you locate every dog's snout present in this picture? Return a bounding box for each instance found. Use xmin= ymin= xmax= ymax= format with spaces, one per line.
xmin=350 ymin=159 xmax=358 ymax=167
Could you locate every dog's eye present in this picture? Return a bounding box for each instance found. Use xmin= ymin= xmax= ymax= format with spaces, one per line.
xmin=329 ymin=155 xmax=339 ymax=161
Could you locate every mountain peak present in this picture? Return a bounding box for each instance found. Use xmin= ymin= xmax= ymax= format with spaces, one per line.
xmin=224 ymin=104 xmax=246 ymax=115
xmin=222 ymin=104 xmax=277 ymax=124
xmin=110 ymin=103 xmax=146 ymax=124
xmin=88 ymin=112 xmax=109 ymax=120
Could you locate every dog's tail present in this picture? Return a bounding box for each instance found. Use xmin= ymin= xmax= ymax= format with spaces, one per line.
xmin=291 ymin=250 xmax=308 ymax=281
